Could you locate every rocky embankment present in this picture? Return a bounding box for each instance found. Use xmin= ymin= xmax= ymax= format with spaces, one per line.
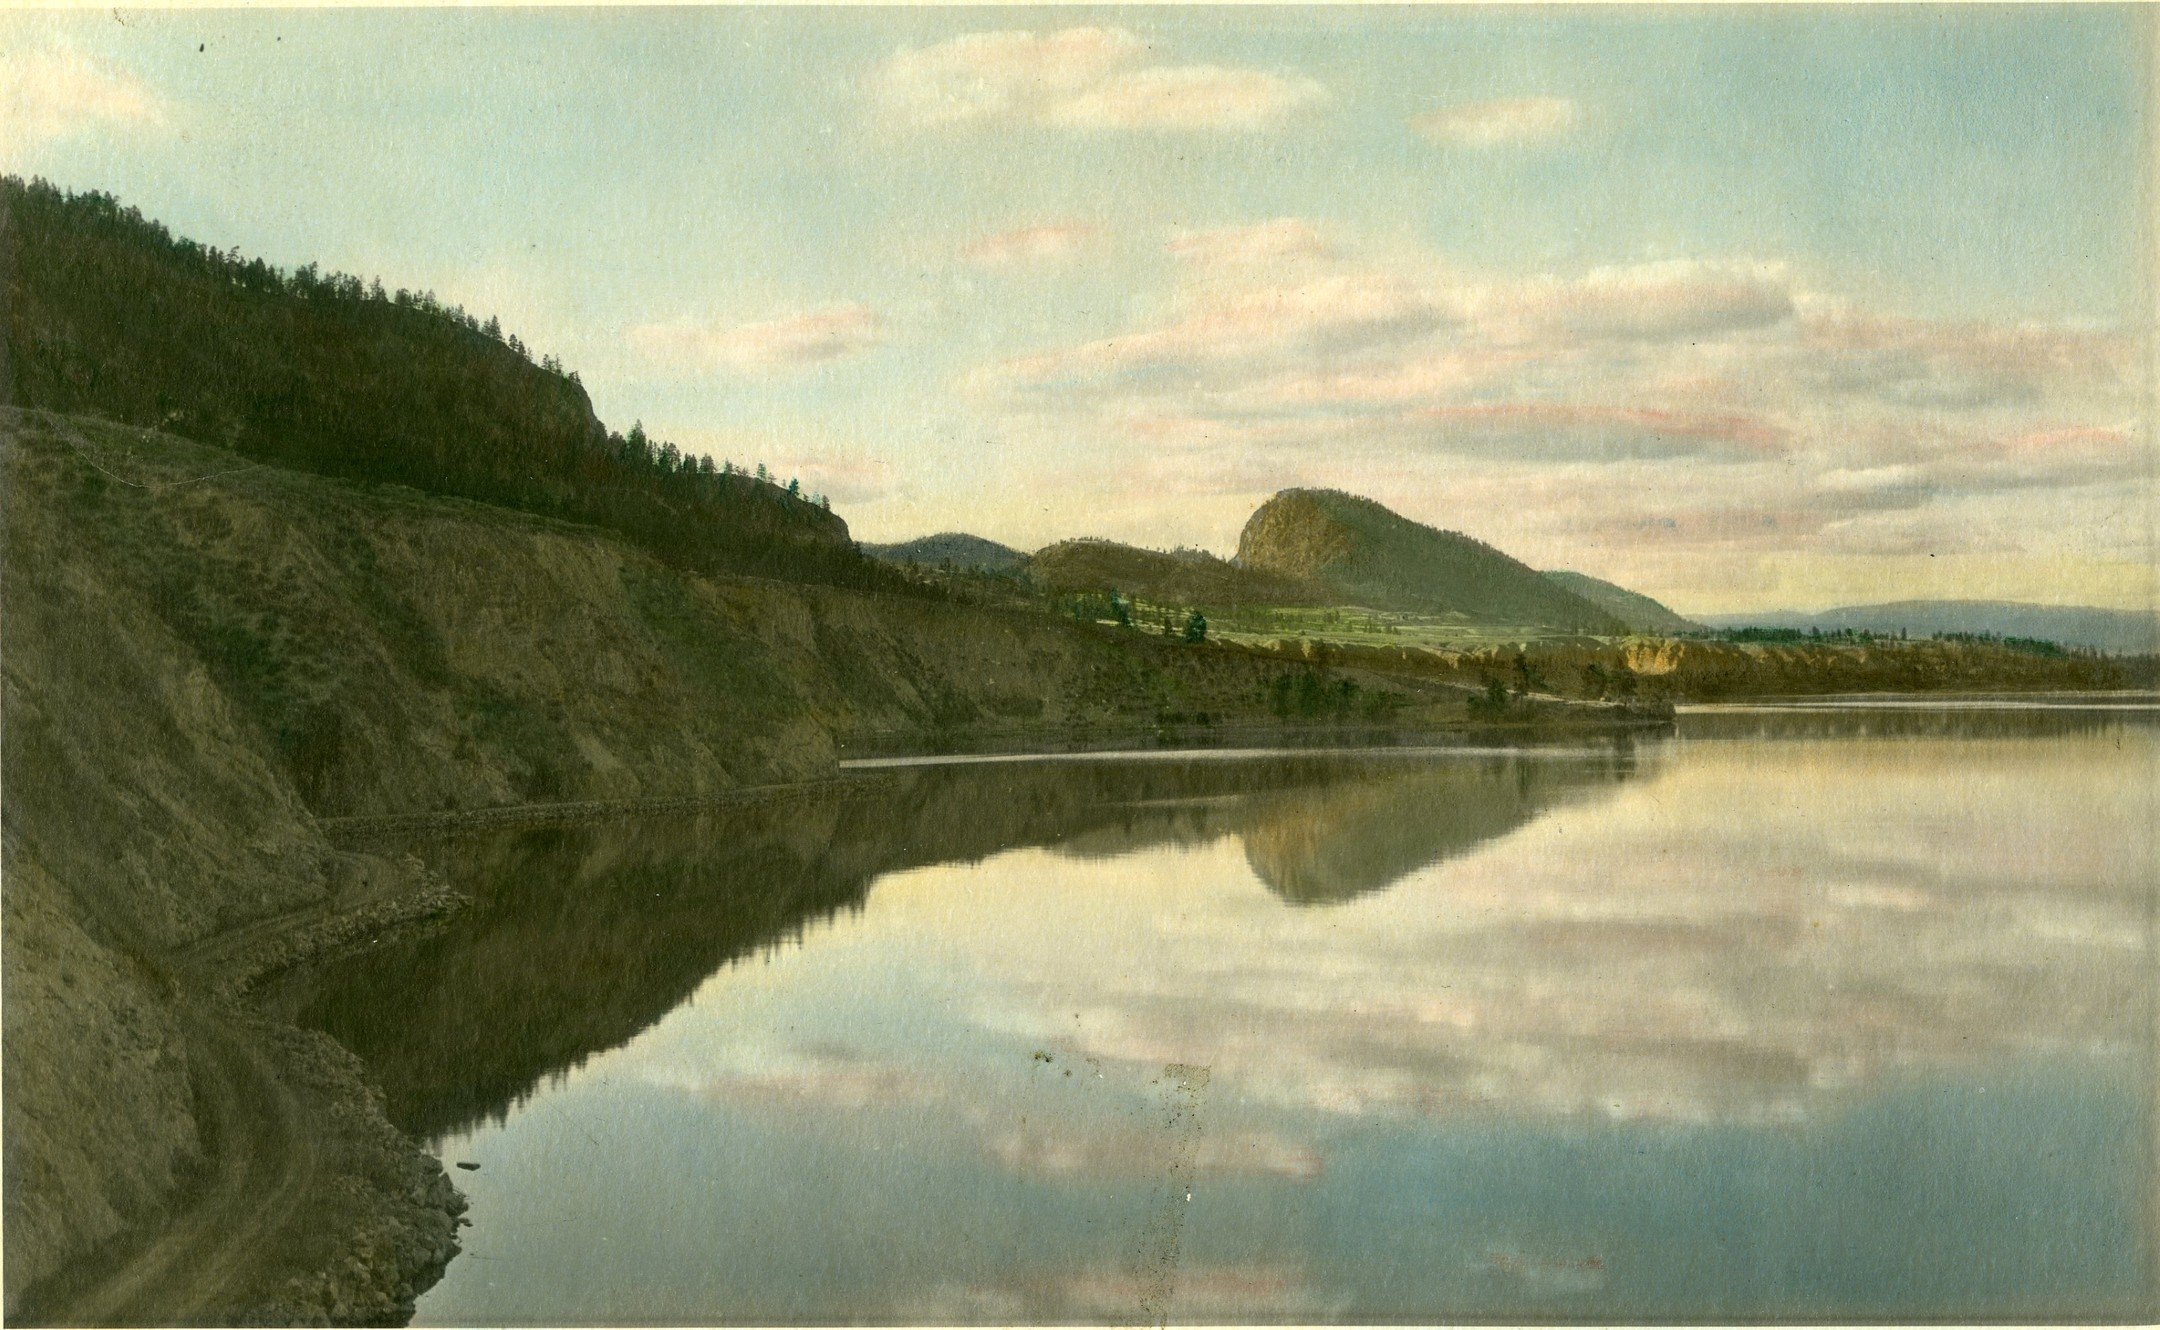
xmin=0 ymin=410 xmax=1512 ymax=1324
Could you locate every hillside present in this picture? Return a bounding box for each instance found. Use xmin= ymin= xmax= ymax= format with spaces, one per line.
xmin=0 ymin=433 xmax=1668 ymax=1324
xmin=11 ymin=177 xmax=2127 ymax=1327
xmin=863 ymin=532 xmax=1026 ymax=576
xmin=1026 ymin=537 xmax=1330 ymax=608
xmin=1700 ymin=600 xmax=2160 ymax=654
xmin=1 ymin=177 xmax=877 ymax=589
xmin=3 ymin=408 xmax=1491 ymax=1322
xmin=1238 ymin=489 xmax=1625 ymax=632
xmin=1543 ymin=570 xmax=1703 ymax=634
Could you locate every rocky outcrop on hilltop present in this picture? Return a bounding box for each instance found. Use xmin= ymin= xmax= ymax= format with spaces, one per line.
xmin=1237 ymin=489 xmax=1625 ymax=632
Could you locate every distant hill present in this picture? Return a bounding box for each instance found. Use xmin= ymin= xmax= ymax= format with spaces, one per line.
xmin=1700 ymin=600 xmax=2160 ymax=654
xmin=1025 ymin=538 xmax=1329 ymax=607
xmin=1237 ymin=489 xmax=1625 ymax=633
xmin=863 ymin=533 xmax=1025 ymax=575
xmin=2 ymin=176 xmax=879 ymax=589
xmin=1542 ymin=570 xmax=1702 ymax=634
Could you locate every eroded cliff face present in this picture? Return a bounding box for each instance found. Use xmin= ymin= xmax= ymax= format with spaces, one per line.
xmin=10 ymin=413 xmax=1437 ymax=826
xmin=2 ymin=410 xmax=1461 ymax=1319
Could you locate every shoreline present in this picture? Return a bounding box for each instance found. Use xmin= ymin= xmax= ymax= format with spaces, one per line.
xmin=24 ymin=706 xmax=1667 ymax=1324
xmin=18 ymin=689 xmax=2121 ymax=1326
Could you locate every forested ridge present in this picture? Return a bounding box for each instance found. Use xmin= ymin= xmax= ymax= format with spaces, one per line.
xmin=1 ymin=176 xmax=901 ymax=590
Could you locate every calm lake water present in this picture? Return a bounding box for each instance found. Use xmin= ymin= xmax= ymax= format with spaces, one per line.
xmin=292 ymin=703 xmax=2158 ymax=1324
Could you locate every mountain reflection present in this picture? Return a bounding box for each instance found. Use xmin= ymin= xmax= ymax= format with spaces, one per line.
xmin=276 ymin=742 xmax=1650 ymax=1139
xmin=1677 ymin=700 xmax=2153 ymax=744
xmin=1237 ymin=751 xmax=1639 ymax=905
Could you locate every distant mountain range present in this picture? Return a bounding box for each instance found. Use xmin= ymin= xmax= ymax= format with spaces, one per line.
xmin=867 ymin=490 xmax=1715 ymax=636
xmin=1699 ymin=600 xmax=2160 ymax=653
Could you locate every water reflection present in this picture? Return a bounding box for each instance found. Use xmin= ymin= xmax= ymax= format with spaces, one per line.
xmin=282 ymin=709 xmax=2155 ymax=1323
xmin=282 ymin=742 xmax=1648 ymax=1139
xmin=1678 ymin=695 xmax=2157 ymax=743
xmin=1236 ymin=752 xmax=1638 ymax=904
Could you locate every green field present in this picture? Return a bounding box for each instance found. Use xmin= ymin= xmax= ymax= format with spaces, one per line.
xmin=1112 ymin=599 xmax=1614 ymax=651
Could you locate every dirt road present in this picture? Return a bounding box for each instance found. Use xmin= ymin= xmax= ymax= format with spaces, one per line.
xmin=31 ymin=1009 xmax=322 ymax=1327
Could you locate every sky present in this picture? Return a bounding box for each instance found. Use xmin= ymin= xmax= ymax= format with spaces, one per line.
xmin=2 ymin=6 xmax=2153 ymax=614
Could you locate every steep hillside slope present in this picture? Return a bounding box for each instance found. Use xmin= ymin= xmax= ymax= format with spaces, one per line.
xmin=3 ymin=416 xmax=470 ymax=1321
xmin=1543 ymin=570 xmax=1702 ymax=633
xmin=1027 ymin=537 xmax=1329 ymax=608
xmin=1238 ymin=489 xmax=1625 ymax=632
xmin=4 ymin=409 xmax=1488 ymax=1321
xmin=8 ymin=412 xmax=1448 ymax=825
xmin=864 ymin=532 xmax=1026 ymax=575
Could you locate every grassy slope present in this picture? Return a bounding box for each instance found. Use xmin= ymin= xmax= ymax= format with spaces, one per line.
xmin=1542 ymin=570 xmax=1703 ymax=633
xmin=1025 ymin=537 xmax=1331 ymax=608
xmin=1238 ymin=488 xmax=1627 ymax=632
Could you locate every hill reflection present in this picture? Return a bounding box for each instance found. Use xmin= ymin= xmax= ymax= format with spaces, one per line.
xmin=276 ymin=741 xmax=1652 ymax=1139
xmin=1238 ymin=751 xmax=1639 ymax=904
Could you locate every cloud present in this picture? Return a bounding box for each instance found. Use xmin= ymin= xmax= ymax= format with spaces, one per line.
xmin=988 ymin=1124 xmax=1322 ymax=1182
xmin=1 ymin=44 xmax=166 ymax=150
xmin=1049 ymin=64 xmax=1326 ymax=132
xmin=873 ymin=26 xmax=1324 ymax=132
xmin=873 ymin=27 xmax=1138 ymax=127
xmin=1412 ymin=95 xmax=1580 ymax=147
xmin=1401 ymin=403 xmax=1790 ymax=462
xmin=643 ymin=1048 xmax=942 ymax=1112
xmin=662 ymin=427 xmax=901 ymax=506
xmin=1169 ymin=218 xmax=1329 ymax=269
xmin=1785 ymin=308 xmax=2136 ymax=411
xmin=938 ymin=743 xmax=2152 ymax=1129
xmin=1483 ymin=260 xmax=1798 ymax=343
xmin=625 ymin=304 xmax=883 ymax=374
xmin=759 ymin=455 xmax=898 ymax=506
xmin=903 ymin=1263 xmax=1344 ymax=1324
xmin=968 ymin=220 xmax=2147 ymax=575
xmin=963 ymin=222 xmax=1103 ymax=268
xmin=990 ymin=265 xmax=1455 ymax=401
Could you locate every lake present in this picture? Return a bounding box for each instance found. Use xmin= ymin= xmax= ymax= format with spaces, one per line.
xmin=289 ymin=702 xmax=2157 ymax=1323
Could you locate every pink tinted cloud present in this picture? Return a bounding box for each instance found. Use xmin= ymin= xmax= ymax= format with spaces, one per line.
xmin=874 ymin=27 xmax=1324 ymax=132
xmin=967 ymin=220 xmax=2145 ymax=577
xmin=626 ymin=304 xmax=883 ymax=374
xmin=1408 ymin=402 xmax=1791 ymax=458
xmin=1169 ymin=218 xmax=1329 ymax=268
xmin=1412 ymin=95 xmax=1580 ymax=147
xmin=963 ymin=222 xmax=1104 ymax=268
xmin=988 ymin=1124 xmax=1323 ymax=1182
xmin=1491 ymin=260 xmax=1797 ymax=342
